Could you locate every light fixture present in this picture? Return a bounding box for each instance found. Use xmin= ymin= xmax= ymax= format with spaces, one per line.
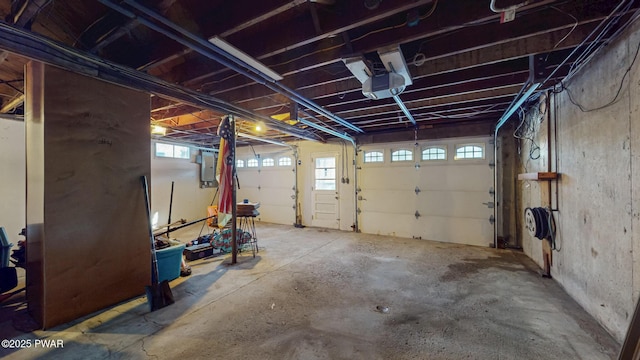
xmin=208 ymin=36 xmax=283 ymax=81
xmin=377 ymin=45 xmax=412 ymax=86
xmin=342 ymin=46 xmax=416 ymax=125
xmin=255 ymin=121 xmax=266 ymax=132
xmin=362 ymin=72 xmax=406 ymax=100
xmin=342 ymin=46 xmax=412 ymax=100
xmin=342 ymin=57 xmax=373 ymax=84
xmin=151 ymin=125 xmax=167 ymax=135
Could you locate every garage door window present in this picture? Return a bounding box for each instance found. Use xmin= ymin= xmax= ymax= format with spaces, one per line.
xmin=262 ymin=158 xmax=275 ymax=167
xmin=364 ymin=151 xmax=383 ymax=163
xmin=455 ymin=144 xmax=484 ymax=160
xmin=391 ymin=149 xmax=413 ymax=162
xmin=278 ymin=157 xmax=292 ymax=166
xmin=247 ymin=158 xmax=258 ymax=167
xmin=422 ymin=147 xmax=446 ymax=160
xmin=236 ymin=159 xmax=245 ymax=168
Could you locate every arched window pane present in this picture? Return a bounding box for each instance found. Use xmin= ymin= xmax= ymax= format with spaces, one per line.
xmin=236 ymin=159 xmax=245 ymax=168
xmin=422 ymin=147 xmax=446 ymax=160
xmin=262 ymin=158 xmax=275 ymax=167
xmin=364 ymin=151 xmax=383 ymax=163
xmin=391 ymin=149 xmax=413 ymax=162
xmin=278 ymin=157 xmax=292 ymax=166
xmin=247 ymin=159 xmax=258 ymax=167
xmin=455 ymin=145 xmax=484 ymax=159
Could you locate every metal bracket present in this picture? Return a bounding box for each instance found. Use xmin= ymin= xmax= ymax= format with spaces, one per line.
xmin=483 ymin=202 xmax=495 ymax=209
xmin=415 ymin=186 xmax=421 ymax=195
xmin=489 ymin=187 xmax=495 ymax=197
xmin=414 ymin=211 xmax=421 ymax=219
xmin=489 ymin=215 xmax=495 ymax=225
xmin=489 ymin=162 xmax=495 ymax=169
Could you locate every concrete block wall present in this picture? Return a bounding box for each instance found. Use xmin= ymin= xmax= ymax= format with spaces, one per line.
xmin=517 ymin=21 xmax=640 ymax=342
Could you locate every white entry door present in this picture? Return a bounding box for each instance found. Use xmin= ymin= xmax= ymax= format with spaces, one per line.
xmin=311 ymin=154 xmax=340 ymax=229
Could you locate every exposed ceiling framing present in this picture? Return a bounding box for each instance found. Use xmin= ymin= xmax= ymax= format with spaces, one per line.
xmin=0 ymin=0 xmax=637 ymax=147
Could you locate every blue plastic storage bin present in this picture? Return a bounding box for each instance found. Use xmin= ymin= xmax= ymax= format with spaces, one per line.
xmin=0 ymin=227 xmax=13 ymax=268
xmin=156 ymin=243 xmax=185 ymax=282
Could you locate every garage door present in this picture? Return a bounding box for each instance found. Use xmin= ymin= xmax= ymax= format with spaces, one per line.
xmin=236 ymin=151 xmax=296 ymax=225
xmin=358 ymin=138 xmax=494 ymax=247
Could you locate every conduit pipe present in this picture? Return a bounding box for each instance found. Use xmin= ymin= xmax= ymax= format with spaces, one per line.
xmin=99 ymin=0 xmax=363 ymax=135
xmin=493 ymin=81 xmax=540 ymax=248
xmin=393 ymin=95 xmax=417 ymax=126
xmin=0 ymin=22 xmax=319 ymax=142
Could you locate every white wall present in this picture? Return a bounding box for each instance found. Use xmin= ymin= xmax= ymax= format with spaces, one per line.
xmin=517 ymin=21 xmax=640 ymax=342
xmin=150 ymin=141 xmax=217 ymax=237
xmin=0 ymin=118 xmax=25 ymax=243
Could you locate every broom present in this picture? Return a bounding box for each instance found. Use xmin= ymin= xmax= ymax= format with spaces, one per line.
xmin=141 ymin=176 xmax=174 ymax=311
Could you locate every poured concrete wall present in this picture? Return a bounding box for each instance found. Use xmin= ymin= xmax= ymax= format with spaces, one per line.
xmin=0 ymin=118 xmax=25 ymax=242
xmin=517 ymin=22 xmax=640 ymax=342
xmin=25 ymin=63 xmax=151 ymax=329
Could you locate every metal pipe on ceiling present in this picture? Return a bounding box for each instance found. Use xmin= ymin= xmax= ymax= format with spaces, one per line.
xmin=0 ymin=21 xmax=321 ymax=142
xmin=105 ymin=0 xmax=363 ymax=135
xmin=237 ymin=132 xmax=292 ymax=148
xmin=298 ymin=109 xmax=356 ymax=146
xmin=392 ymin=95 xmax=417 ymax=126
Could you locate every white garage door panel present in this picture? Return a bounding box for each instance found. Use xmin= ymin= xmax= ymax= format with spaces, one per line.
xmin=416 ymin=191 xmax=491 ymax=218
xmin=238 ymin=188 xmax=260 ymax=203
xmin=261 ymin=188 xmax=294 ymax=206
xmin=258 ymin=204 xmax=293 ymax=224
xmin=412 ymin=216 xmax=492 ymax=247
xmin=238 ymin=170 xmax=260 ymax=186
xmin=260 ymin=170 xmax=294 ymax=188
xmin=360 ymin=167 xmax=416 ymax=189
xmin=358 ymin=139 xmax=493 ymax=247
xmin=418 ymin=165 xmax=491 ymax=191
xmin=360 ymin=190 xmax=415 ymax=214
xmin=361 ymin=212 xmax=413 ymax=238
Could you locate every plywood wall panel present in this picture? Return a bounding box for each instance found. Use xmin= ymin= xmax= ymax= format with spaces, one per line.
xmin=26 ymin=62 xmax=151 ymax=329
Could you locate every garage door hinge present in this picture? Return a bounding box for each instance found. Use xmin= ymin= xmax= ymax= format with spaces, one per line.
xmin=357 ymin=208 xmax=362 ymax=214
xmin=414 ymin=211 xmax=421 ymax=219
xmin=489 ymin=162 xmax=495 ymax=169
xmin=483 ymin=202 xmax=495 ymax=208
xmin=489 ymin=215 xmax=495 ymax=224
xmin=415 ymin=186 xmax=421 ymax=195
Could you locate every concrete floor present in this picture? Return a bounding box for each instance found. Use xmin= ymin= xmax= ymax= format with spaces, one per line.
xmin=0 ymin=223 xmax=620 ymax=359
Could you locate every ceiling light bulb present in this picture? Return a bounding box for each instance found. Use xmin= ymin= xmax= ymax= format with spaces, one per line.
xmin=151 ymin=125 xmax=166 ymax=135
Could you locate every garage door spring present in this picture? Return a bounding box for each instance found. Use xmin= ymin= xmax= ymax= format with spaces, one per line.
xmin=524 ymin=207 xmax=557 ymax=250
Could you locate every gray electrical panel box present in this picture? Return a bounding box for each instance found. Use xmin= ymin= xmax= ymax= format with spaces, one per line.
xmin=200 ymin=151 xmax=217 ymax=187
